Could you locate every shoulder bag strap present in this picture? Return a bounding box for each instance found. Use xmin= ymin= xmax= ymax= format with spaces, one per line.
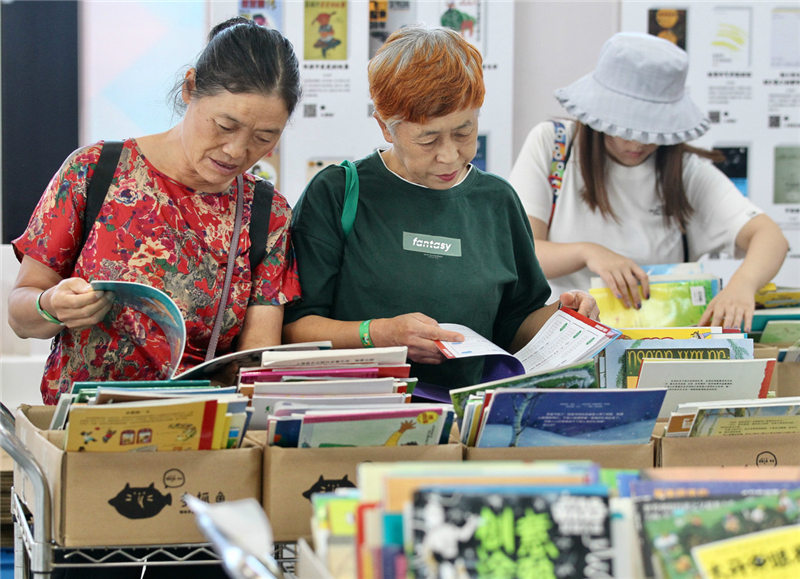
xmin=546 ymin=121 xmax=572 ymax=230
xmin=206 ymin=174 xmax=245 ymax=362
xmin=339 ymin=160 xmax=359 ymax=238
xmin=82 ymin=140 xmax=124 ymax=248
xmin=248 ymin=179 xmax=274 ymax=273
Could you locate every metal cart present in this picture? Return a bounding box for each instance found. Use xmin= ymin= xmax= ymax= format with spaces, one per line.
xmin=0 ymin=403 xmax=296 ymax=578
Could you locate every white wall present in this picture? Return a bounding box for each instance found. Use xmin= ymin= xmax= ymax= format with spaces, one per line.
xmin=511 ymin=0 xmax=620 ymax=158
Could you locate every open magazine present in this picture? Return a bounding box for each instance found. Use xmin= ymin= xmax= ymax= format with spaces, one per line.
xmin=91 ymin=280 xmax=331 ymax=383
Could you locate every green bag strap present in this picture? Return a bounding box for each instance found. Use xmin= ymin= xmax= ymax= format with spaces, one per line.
xmin=340 ymin=159 xmax=359 ymax=238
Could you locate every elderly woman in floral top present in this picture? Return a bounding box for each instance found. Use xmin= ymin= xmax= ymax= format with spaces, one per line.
xmin=9 ymin=18 xmax=302 ymax=405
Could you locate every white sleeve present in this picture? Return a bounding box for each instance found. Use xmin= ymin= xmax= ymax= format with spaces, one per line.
xmin=508 ymin=121 xmax=559 ymax=222
xmin=683 ymin=154 xmax=763 ymax=259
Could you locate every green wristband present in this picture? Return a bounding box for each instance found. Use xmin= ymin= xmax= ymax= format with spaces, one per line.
xmin=36 ymin=291 xmax=64 ymax=325
xmin=359 ymin=319 xmax=375 ymax=348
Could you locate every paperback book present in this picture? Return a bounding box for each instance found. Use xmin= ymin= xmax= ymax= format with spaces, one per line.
xmin=91 ymin=279 xmax=333 ymax=384
xmin=409 ymin=484 xmax=613 ymax=579
xmin=474 ymin=388 xmax=667 ymax=448
xmin=436 ymin=307 xmax=620 ymax=383
xmin=636 ymin=358 xmax=775 ymax=419
xmin=600 ymin=337 xmax=754 ymax=389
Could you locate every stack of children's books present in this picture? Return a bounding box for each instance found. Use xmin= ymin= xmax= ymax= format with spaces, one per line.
xmin=52 ymin=379 xmax=252 ymax=452
xmin=309 ymin=460 xmax=616 ymax=579
xmin=629 ymin=466 xmax=800 ymax=579
xmin=232 ymin=345 xmax=456 ymax=449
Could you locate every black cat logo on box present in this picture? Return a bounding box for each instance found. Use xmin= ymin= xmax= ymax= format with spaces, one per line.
xmin=302 ymin=474 xmax=356 ymax=501
xmin=108 ymin=482 xmax=173 ymax=519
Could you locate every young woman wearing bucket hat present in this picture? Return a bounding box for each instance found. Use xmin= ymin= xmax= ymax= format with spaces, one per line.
xmin=509 ymin=32 xmax=788 ymax=333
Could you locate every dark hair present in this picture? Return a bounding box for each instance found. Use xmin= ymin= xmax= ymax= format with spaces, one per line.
xmin=575 ymin=122 xmax=722 ymax=232
xmin=172 ymin=17 xmax=301 ymax=115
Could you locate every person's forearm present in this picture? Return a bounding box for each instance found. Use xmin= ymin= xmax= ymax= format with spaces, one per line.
xmin=283 ymin=314 xmax=364 ymax=348
xmin=532 ymin=238 xmax=596 ymax=279
xmin=728 ymin=227 xmax=789 ymax=295
xmin=8 ymin=286 xmax=65 ymax=340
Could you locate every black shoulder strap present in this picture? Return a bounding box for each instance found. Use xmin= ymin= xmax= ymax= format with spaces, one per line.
xmin=249 ymin=179 xmax=274 ymax=273
xmin=81 ymin=140 xmax=124 ymax=248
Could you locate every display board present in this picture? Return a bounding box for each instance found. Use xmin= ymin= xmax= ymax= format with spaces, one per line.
xmin=215 ymin=0 xmax=515 ymax=206
xmin=621 ymin=2 xmax=800 ymax=285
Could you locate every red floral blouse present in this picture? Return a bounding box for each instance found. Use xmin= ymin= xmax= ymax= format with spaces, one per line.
xmin=13 ymin=139 xmax=301 ymax=404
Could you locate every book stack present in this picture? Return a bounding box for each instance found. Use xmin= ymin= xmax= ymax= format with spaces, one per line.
xmin=55 ymin=380 xmax=252 ymax=452
xmin=234 ymin=345 xmax=456 ymax=448
xmin=664 ymin=396 xmax=800 ymax=438
xmin=308 ymin=460 xmax=613 ymax=579
xmin=630 ymin=467 xmax=800 ymax=579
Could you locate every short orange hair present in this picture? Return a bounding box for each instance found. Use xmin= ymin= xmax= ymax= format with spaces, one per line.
xmin=368 ymin=26 xmax=485 ymax=126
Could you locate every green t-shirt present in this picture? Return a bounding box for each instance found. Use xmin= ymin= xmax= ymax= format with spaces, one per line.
xmin=285 ymin=151 xmax=551 ymax=391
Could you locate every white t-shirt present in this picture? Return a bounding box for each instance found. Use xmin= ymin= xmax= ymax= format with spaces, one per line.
xmin=508 ymin=120 xmax=762 ymax=296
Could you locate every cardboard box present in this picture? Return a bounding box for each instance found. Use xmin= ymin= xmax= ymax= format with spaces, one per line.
xmin=658 ymin=432 xmax=800 ymax=467
xmin=776 ymin=361 xmax=800 ymax=397
xmin=13 ymin=405 xmax=263 ymax=547
xmin=464 ymin=441 xmax=656 ymax=468
xmin=259 ymin=436 xmax=463 ymax=542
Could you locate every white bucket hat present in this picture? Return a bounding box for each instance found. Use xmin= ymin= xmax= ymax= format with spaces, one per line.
xmin=555 ymin=32 xmax=709 ymax=145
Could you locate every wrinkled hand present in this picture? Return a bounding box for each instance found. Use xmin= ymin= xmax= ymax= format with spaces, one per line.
xmin=698 ymin=284 xmax=756 ymax=333
xmin=45 ymin=278 xmax=113 ymax=329
xmin=585 ymin=245 xmax=649 ymax=309
xmin=369 ymin=312 xmax=464 ymax=365
xmin=559 ymin=290 xmax=600 ymax=321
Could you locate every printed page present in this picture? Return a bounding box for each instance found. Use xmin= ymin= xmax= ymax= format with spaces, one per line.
xmin=514 ymin=309 xmax=620 ymax=373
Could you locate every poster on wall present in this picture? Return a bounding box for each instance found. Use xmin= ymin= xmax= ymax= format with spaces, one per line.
xmin=238 ymin=0 xmax=283 ymax=31
xmin=271 ymin=0 xmax=514 ymax=207
xmin=622 ymin=1 xmax=800 ymax=286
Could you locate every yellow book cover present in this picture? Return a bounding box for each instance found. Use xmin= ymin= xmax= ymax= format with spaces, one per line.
xmin=591 ymin=280 xmax=713 ymax=328
xmin=211 ymin=401 xmax=230 ymax=450
xmin=304 ymin=0 xmax=347 ymax=60
xmin=64 ymin=397 xmax=217 ymax=452
xmin=692 ymin=525 xmax=800 ymax=579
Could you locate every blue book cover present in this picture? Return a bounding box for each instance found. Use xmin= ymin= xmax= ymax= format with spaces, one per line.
xmin=476 ymin=389 xmax=666 ymax=448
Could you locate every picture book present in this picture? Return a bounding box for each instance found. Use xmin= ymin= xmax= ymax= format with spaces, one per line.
xmin=91 ymin=280 xmax=333 ymax=385
xmin=636 ymin=358 xmax=775 ymax=419
xmin=296 ymin=405 xmax=451 ymax=448
xmin=252 ymin=377 xmax=401 ymax=396
xmin=409 ymin=484 xmax=613 ymax=579
xmin=436 ymin=307 xmax=620 ymax=383
xmin=629 ymin=479 xmax=800 ymax=500
xmin=63 ymin=396 xmax=218 ymax=452
xmin=91 ymin=280 xmax=185 ymax=376
xmin=617 ymin=327 xmax=726 ymax=340
xmin=249 ymin=392 xmax=408 ymax=430
xmin=635 ymin=490 xmax=800 ymax=579
xmin=600 ymin=337 xmax=753 ymax=389
xmin=449 ymin=358 xmax=598 ymax=418
xmin=691 ymin=524 xmax=800 ymax=579
xmin=475 ymin=388 xmax=667 ymax=448
xmin=759 ymin=319 xmax=800 ymax=344
xmin=590 ymin=277 xmax=719 ymax=328
xmin=688 ymin=396 xmax=800 ymax=437
xmin=750 ymin=306 xmax=800 ymax=333
xmin=259 ymin=346 xmax=408 ymax=369
xmin=754 ymin=283 xmax=800 ymax=309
